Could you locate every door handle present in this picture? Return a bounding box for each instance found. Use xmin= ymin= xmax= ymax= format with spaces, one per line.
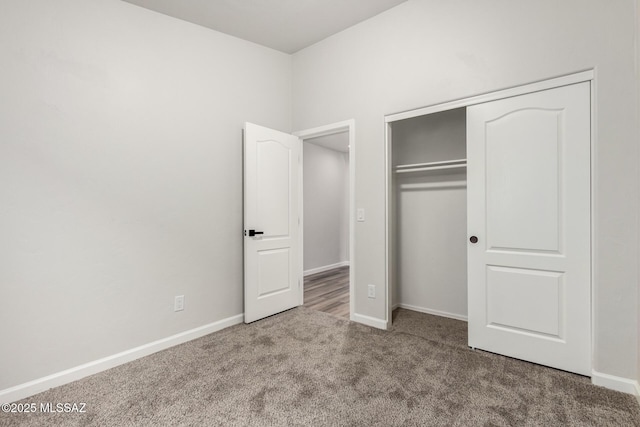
xmin=246 ymin=229 xmax=264 ymax=237
xmin=469 ymin=236 xmax=478 ymax=244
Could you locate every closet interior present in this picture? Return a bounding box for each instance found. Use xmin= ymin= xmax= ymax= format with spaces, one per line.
xmin=390 ymin=107 xmax=468 ymax=321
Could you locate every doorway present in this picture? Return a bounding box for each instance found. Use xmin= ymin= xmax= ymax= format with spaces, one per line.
xmin=295 ymin=120 xmax=355 ymax=320
xmin=302 ymin=132 xmax=350 ymax=318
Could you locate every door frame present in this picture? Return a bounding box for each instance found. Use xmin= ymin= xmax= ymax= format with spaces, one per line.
xmin=384 ymin=70 xmax=596 ymax=370
xmin=294 ymin=120 xmax=356 ymax=319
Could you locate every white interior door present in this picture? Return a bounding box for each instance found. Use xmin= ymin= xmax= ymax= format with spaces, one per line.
xmin=244 ymin=122 xmax=301 ymax=323
xmin=467 ymin=82 xmax=591 ymax=375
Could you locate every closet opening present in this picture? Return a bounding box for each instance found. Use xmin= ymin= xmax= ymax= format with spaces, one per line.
xmin=387 ymin=107 xmax=468 ymax=325
xmin=384 ymin=72 xmax=594 ymax=376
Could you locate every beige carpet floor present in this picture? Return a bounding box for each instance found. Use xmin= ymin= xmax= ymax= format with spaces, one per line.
xmin=1 ymin=307 xmax=639 ymax=426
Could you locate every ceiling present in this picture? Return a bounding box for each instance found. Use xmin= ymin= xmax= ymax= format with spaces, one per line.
xmin=122 ymin=0 xmax=407 ymax=54
xmin=306 ymin=132 xmax=349 ymax=153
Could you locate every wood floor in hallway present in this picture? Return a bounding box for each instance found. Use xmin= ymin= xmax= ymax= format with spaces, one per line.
xmin=303 ymin=266 xmax=349 ymax=319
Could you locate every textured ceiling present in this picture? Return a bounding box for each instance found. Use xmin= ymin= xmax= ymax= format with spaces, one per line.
xmin=122 ymin=0 xmax=407 ymax=53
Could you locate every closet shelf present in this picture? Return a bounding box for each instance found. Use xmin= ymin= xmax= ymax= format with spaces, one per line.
xmin=395 ymin=158 xmax=467 ymax=174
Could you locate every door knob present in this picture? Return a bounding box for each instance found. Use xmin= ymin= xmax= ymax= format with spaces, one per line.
xmin=247 ymin=229 xmax=264 ymax=237
xmin=469 ymin=236 xmax=478 ymax=244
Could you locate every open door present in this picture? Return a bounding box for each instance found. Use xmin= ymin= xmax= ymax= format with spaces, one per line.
xmin=467 ymin=82 xmax=591 ymax=375
xmin=244 ymin=122 xmax=302 ymax=323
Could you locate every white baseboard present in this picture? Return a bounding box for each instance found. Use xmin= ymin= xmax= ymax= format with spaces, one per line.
xmin=591 ymin=370 xmax=640 ymax=399
xmin=304 ymin=261 xmax=349 ymax=277
xmin=396 ymin=303 xmax=468 ymax=322
xmin=0 ymin=314 xmax=244 ymax=404
xmin=351 ymin=312 xmax=388 ymax=330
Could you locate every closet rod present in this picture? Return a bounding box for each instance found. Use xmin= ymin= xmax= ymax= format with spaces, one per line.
xmin=395 ymin=160 xmax=467 ymax=174
xmin=395 ymin=158 xmax=467 ymax=169
xmin=399 ymin=180 xmax=467 ymax=190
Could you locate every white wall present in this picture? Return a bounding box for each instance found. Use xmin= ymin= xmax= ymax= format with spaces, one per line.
xmin=392 ymin=109 xmax=467 ymax=319
xmin=292 ymin=0 xmax=639 ymax=380
xmin=636 ymin=0 xmax=640 ymax=388
xmin=303 ymin=141 xmax=349 ymax=272
xmin=0 ymin=0 xmax=291 ymax=390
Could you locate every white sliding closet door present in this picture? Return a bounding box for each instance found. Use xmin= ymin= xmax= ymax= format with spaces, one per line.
xmin=467 ymin=82 xmax=591 ymax=375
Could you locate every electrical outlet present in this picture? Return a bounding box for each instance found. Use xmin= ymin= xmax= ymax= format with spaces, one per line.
xmin=367 ymin=284 xmax=375 ymax=299
xmin=174 ymin=295 xmax=184 ymax=312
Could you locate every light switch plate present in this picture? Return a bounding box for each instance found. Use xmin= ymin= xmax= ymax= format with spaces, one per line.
xmin=367 ymin=284 xmax=375 ymax=298
xmin=174 ymin=295 xmax=184 ymax=312
xmin=357 ymin=208 xmax=365 ymax=222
